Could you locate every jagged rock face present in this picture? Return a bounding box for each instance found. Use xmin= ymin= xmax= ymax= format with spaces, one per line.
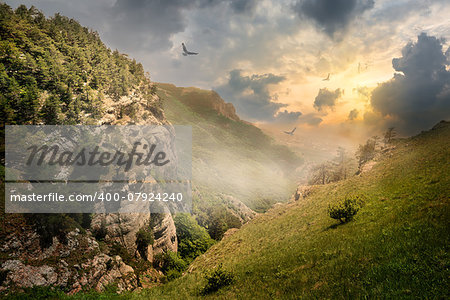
xmin=152 ymin=213 xmax=178 ymax=255
xmin=208 ymin=91 xmax=240 ymax=121
xmin=158 ymin=83 xmax=241 ymax=121
xmin=91 ymin=213 xmax=150 ymax=254
xmin=2 ymin=260 xmax=61 ymax=288
xmin=100 ymin=91 xmax=166 ymax=126
xmin=1 ymin=94 xmax=180 ymax=294
xmin=91 ymin=211 xmax=178 ymax=261
xmin=85 ymin=254 xmax=137 ymax=293
xmin=0 ymin=228 xmax=137 ymax=294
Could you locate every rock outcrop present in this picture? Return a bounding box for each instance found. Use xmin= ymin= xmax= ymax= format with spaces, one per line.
xmin=291 ymin=185 xmax=315 ymax=202
xmin=208 ymin=91 xmax=240 ymax=121
xmin=151 ymin=213 xmax=178 ymax=255
xmin=0 ymin=227 xmax=138 ymax=294
xmin=157 ymin=83 xmax=241 ymax=121
xmin=100 ymin=90 xmax=165 ymax=126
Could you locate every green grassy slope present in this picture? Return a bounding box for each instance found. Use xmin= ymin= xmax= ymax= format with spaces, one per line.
xmin=137 ymin=121 xmax=450 ymax=299
xmin=156 ymin=83 xmax=303 ymax=213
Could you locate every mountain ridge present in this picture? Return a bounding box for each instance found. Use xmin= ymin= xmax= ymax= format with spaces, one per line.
xmin=157 ymin=83 xmax=241 ymax=122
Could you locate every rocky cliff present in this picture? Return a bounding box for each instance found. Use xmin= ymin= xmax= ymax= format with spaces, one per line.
xmin=0 ymin=4 xmax=179 ymax=295
xmin=157 ymin=83 xmax=241 ymax=121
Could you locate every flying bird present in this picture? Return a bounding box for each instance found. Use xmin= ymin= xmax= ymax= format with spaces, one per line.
xmin=182 ymin=43 xmax=198 ymax=56
xmin=322 ymin=73 xmax=330 ymax=81
xmin=283 ymin=127 xmax=296 ymax=136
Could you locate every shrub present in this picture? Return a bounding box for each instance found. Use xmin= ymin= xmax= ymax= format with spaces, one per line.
xmin=4 ymin=286 xmax=65 ymax=299
xmin=201 ymin=264 xmax=234 ymax=295
xmin=196 ymin=206 xmax=242 ymax=240
xmin=164 ymin=269 xmax=182 ymax=282
xmin=135 ymin=226 xmax=154 ymax=259
xmin=174 ymin=213 xmax=214 ymax=262
xmin=153 ymin=251 xmax=187 ymax=274
xmin=328 ymin=196 xmax=362 ymax=223
xmin=93 ymin=218 xmax=108 ymax=241
xmin=109 ymin=242 xmax=134 ymax=266
xmin=25 ymin=214 xmax=78 ymax=248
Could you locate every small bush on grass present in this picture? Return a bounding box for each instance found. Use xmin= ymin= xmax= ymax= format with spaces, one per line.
xmin=201 ymin=264 xmax=234 ymax=295
xmin=328 ymin=196 xmax=363 ymax=223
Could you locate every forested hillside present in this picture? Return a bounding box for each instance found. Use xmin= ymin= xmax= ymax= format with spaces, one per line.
xmin=0 ymin=3 xmax=161 ymax=125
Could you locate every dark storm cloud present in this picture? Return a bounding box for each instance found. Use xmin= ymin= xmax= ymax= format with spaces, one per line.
xmin=292 ymin=0 xmax=374 ymax=38
xmin=216 ymin=69 xmax=298 ymax=122
xmin=108 ymin=0 xmax=258 ymax=52
xmin=370 ymin=33 xmax=450 ymax=135
xmin=109 ymin=0 xmax=221 ymax=52
xmin=230 ymin=0 xmax=258 ymax=14
xmin=348 ymin=109 xmax=359 ymax=120
xmin=313 ymin=88 xmax=343 ymax=111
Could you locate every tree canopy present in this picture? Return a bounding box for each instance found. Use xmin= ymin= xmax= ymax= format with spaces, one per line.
xmin=0 ymin=3 xmax=156 ymax=125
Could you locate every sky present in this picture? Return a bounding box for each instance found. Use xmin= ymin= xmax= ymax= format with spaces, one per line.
xmin=6 ymin=0 xmax=450 ymax=138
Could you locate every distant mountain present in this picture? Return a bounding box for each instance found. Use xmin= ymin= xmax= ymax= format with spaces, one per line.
xmin=158 ymin=83 xmax=241 ymax=121
xmin=156 ymin=83 xmax=304 ymax=238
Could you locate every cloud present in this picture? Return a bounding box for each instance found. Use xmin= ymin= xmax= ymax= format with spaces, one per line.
xmin=216 ymin=69 xmax=296 ymax=122
xmin=353 ymin=86 xmax=371 ymax=99
xmin=229 ymin=0 xmax=258 ymax=14
xmin=273 ymin=109 xmax=302 ymax=124
xmin=292 ymin=0 xmax=374 ymax=38
xmin=370 ymin=33 xmax=450 ymax=135
xmin=106 ymin=0 xmax=259 ymax=53
xmin=348 ymin=109 xmax=359 ymax=120
xmin=313 ymin=88 xmax=343 ymax=111
xmin=297 ymin=113 xmax=323 ymax=126
xmin=108 ymin=0 xmax=222 ymax=52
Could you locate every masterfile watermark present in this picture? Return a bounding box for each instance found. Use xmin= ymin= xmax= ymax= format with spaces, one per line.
xmin=5 ymin=125 xmax=192 ymax=213
xmin=26 ymin=142 xmax=170 ymax=172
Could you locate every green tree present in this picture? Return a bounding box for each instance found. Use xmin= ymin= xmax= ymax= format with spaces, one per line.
xmin=40 ymin=94 xmax=61 ymax=124
xmin=174 ymin=213 xmax=214 ymax=262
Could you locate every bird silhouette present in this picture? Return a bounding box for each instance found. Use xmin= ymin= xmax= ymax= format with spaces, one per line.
xmin=283 ymin=127 xmax=296 ymax=136
xmin=182 ymin=43 xmax=198 ymax=56
xmin=322 ymin=73 xmax=330 ymax=81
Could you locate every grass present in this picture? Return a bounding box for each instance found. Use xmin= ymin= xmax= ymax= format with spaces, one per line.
xmin=130 ymin=122 xmax=450 ymax=299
